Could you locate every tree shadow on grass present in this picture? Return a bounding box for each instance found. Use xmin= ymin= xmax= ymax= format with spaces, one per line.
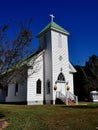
xmin=0 ymin=113 xmax=5 ymax=119
xmin=57 ymin=104 xmax=98 ymax=109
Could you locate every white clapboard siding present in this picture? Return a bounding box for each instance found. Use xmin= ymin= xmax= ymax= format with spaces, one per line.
xmin=51 ymin=30 xmax=72 ymax=103
xmin=6 ymin=80 xmax=27 ymax=102
xmin=43 ymin=31 xmax=53 ymax=103
xmin=27 ymin=53 xmax=44 ymax=105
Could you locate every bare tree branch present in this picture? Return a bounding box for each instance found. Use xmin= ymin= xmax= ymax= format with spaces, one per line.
xmin=0 ymin=19 xmax=34 ymax=85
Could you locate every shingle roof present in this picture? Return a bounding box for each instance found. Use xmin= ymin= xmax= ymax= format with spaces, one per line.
xmin=37 ymin=21 xmax=69 ymax=37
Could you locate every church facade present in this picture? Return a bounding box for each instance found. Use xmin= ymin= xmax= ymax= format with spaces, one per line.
xmin=0 ymin=20 xmax=77 ymax=105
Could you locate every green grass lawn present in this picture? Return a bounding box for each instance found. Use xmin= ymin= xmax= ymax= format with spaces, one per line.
xmin=0 ymin=102 xmax=98 ymax=130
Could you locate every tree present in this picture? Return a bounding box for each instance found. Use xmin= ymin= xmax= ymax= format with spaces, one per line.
xmin=74 ymin=65 xmax=88 ymax=101
xmin=74 ymin=54 xmax=98 ymax=101
xmin=0 ymin=19 xmax=33 ymax=85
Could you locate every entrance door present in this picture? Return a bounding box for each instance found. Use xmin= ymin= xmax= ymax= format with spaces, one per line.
xmin=57 ymin=83 xmax=66 ymax=96
xmin=56 ymin=72 xmax=66 ymax=96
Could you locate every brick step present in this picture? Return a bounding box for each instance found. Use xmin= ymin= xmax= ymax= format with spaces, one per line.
xmin=68 ymin=98 xmax=75 ymax=105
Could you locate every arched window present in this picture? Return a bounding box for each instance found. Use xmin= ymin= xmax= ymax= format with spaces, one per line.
xmin=36 ymin=79 xmax=41 ymax=94
xmin=15 ymin=83 xmax=18 ymax=96
xmin=57 ymin=73 xmax=65 ymax=82
xmin=5 ymin=85 xmax=8 ymax=97
xmin=47 ymin=80 xmax=50 ymax=94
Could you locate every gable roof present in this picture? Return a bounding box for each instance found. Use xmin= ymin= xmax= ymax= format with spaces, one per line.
xmin=37 ymin=21 xmax=69 ymax=37
xmin=2 ymin=49 xmax=45 ymax=75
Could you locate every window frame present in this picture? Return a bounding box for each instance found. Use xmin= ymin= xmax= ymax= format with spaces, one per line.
xmin=5 ymin=85 xmax=8 ymax=97
xmin=57 ymin=72 xmax=65 ymax=83
xmin=36 ymin=79 xmax=41 ymax=94
xmin=15 ymin=83 xmax=18 ymax=96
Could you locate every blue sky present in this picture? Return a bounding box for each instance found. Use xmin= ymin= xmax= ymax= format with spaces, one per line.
xmin=0 ymin=0 xmax=98 ymax=65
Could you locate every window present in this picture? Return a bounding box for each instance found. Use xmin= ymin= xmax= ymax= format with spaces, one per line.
xmin=57 ymin=73 xmax=65 ymax=82
xmin=47 ymin=80 xmax=50 ymax=94
xmin=15 ymin=83 xmax=18 ymax=96
xmin=36 ymin=79 xmax=41 ymax=94
xmin=5 ymin=85 xmax=8 ymax=97
xmin=58 ymin=33 xmax=62 ymax=48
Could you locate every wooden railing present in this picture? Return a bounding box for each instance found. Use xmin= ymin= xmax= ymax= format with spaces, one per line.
xmin=56 ymin=91 xmax=78 ymax=105
xmin=68 ymin=91 xmax=78 ymax=104
xmin=56 ymin=91 xmax=66 ymax=104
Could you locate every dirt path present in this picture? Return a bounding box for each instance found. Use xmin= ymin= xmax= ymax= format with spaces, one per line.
xmin=0 ymin=119 xmax=9 ymax=130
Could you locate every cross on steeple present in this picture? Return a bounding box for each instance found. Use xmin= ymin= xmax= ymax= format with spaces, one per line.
xmin=50 ymin=14 xmax=55 ymax=22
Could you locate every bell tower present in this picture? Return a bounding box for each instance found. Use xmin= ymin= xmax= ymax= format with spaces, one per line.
xmin=37 ymin=15 xmax=75 ymax=104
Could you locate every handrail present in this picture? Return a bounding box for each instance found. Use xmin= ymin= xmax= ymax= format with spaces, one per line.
xmin=56 ymin=91 xmax=78 ymax=105
xmin=68 ymin=91 xmax=78 ymax=104
xmin=56 ymin=91 xmax=66 ymax=104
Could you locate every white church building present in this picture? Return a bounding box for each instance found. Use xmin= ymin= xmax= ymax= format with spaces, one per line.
xmin=0 ymin=16 xmax=77 ymax=105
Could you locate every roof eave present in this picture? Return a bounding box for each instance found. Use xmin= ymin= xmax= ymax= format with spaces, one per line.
xmin=51 ymin=27 xmax=70 ymax=35
xmin=69 ymin=62 xmax=77 ymax=73
xmin=37 ymin=26 xmax=70 ymax=37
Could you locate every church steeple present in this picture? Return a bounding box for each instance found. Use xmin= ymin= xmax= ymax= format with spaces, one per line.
xmin=37 ymin=21 xmax=69 ymax=37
